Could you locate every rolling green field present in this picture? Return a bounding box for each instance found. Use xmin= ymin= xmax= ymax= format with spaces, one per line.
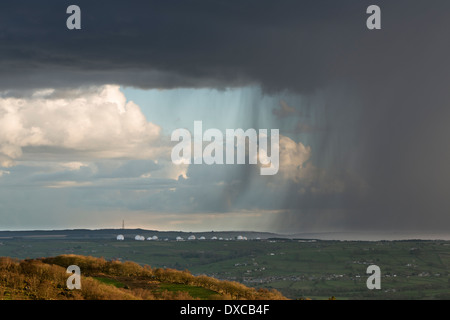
xmin=0 ymin=238 xmax=449 ymax=299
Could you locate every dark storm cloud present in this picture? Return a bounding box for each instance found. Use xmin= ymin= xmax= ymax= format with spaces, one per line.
xmin=0 ymin=0 xmax=446 ymax=92
xmin=1 ymin=0 xmax=450 ymax=233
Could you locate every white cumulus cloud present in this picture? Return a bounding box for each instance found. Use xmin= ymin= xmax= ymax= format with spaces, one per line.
xmin=0 ymin=85 xmax=186 ymax=180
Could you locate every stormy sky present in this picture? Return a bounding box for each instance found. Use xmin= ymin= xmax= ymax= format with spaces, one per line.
xmin=0 ymin=0 xmax=449 ymax=237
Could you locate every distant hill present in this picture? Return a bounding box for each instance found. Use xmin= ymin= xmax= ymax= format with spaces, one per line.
xmin=0 ymin=229 xmax=283 ymax=240
xmin=3 ymin=228 xmax=444 ymax=242
xmin=0 ymin=254 xmax=287 ymax=300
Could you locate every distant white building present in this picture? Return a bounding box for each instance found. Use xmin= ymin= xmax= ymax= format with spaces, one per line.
xmin=199 ymin=236 xmax=206 ymax=240
xmin=152 ymin=235 xmax=158 ymax=240
xmin=116 ymin=234 xmax=124 ymax=241
xmin=146 ymin=237 xmax=153 ymax=240
xmin=188 ymin=235 xmax=196 ymax=240
xmin=176 ymin=236 xmax=184 ymax=241
xmin=236 ymin=235 xmax=244 ymax=240
xmin=135 ymin=235 xmax=145 ymax=241
xmin=211 ymin=236 xmax=217 ymax=240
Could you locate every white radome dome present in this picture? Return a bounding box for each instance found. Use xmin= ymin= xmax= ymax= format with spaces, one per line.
xmin=116 ymin=234 xmax=124 ymax=241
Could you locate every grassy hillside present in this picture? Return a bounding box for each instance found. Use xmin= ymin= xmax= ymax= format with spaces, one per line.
xmin=0 ymin=254 xmax=287 ymax=300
